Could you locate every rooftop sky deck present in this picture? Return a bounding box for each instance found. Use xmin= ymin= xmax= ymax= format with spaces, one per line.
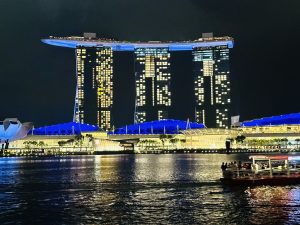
xmin=42 ymin=36 xmax=234 ymax=51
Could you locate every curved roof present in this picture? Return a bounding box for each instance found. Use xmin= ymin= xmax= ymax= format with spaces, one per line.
xmin=42 ymin=36 xmax=234 ymax=51
xmin=241 ymin=113 xmax=300 ymax=127
xmin=0 ymin=118 xmax=33 ymax=142
xmin=109 ymin=119 xmax=205 ymax=135
xmin=32 ymin=122 xmax=98 ymax=135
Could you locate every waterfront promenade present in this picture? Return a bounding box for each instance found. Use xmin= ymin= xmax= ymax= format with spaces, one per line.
xmin=0 ymin=147 xmax=297 ymax=157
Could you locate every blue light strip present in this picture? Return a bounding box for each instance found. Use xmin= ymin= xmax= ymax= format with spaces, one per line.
xmin=41 ymin=39 xmax=234 ymax=51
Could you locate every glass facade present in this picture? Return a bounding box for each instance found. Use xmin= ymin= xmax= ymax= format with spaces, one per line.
xmin=193 ymin=45 xmax=231 ymax=128
xmin=75 ymin=47 xmax=113 ymax=130
xmin=134 ymin=48 xmax=171 ymax=123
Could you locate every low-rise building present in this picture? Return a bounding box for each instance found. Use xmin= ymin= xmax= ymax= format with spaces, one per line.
xmin=8 ymin=113 xmax=300 ymax=155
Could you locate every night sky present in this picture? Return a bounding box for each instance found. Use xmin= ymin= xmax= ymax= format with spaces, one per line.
xmin=0 ymin=0 xmax=299 ymax=127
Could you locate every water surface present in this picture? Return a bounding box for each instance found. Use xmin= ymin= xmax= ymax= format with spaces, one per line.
xmin=0 ymin=154 xmax=300 ymax=224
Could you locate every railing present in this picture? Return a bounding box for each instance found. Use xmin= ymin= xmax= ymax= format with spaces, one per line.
xmin=1 ymin=147 xmax=95 ymax=157
xmin=223 ymin=167 xmax=300 ymax=179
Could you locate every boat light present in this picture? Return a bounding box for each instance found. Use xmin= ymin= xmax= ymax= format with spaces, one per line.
xmin=288 ymin=156 xmax=300 ymax=161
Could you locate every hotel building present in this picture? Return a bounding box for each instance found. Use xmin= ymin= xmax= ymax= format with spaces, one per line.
xmin=42 ymin=33 xmax=233 ymax=129
xmin=193 ymin=43 xmax=231 ymax=128
xmin=75 ymin=46 xmax=113 ymax=130
xmin=134 ymin=48 xmax=171 ymax=123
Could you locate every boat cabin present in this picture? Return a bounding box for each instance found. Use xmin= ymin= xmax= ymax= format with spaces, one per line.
xmin=250 ymin=155 xmax=290 ymax=177
xmin=223 ymin=155 xmax=300 ymax=179
xmin=221 ymin=155 xmax=300 ymax=185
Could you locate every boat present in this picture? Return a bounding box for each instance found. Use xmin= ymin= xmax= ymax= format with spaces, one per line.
xmin=220 ymin=155 xmax=300 ymax=186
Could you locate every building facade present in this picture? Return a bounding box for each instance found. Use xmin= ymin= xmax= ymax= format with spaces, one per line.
xmin=193 ymin=45 xmax=231 ymax=128
xmin=134 ymin=48 xmax=171 ymax=123
xmin=75 ymin=46 xmax=113 ymax=130
xmin=43 ymin=33 xmax=233 ymax=128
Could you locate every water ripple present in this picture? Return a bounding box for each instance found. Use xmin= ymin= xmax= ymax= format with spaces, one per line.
xmin=0 ymin=154 xmax=299 ymax=224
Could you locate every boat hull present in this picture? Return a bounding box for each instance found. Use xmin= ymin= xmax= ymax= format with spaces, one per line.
xmin=220 ymin=176 xmax=300 ymax=186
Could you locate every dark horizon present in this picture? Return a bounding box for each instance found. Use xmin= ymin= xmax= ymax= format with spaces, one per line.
xmin=0 ymin=0 xmax=299 ymax=127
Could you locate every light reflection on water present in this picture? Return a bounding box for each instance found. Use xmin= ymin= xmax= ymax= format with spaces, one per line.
xmin=0 ymin=154 xmax=300 ymax=224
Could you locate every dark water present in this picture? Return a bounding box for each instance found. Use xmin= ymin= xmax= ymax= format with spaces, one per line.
xmin=0 ymin=154 xmax=300 ymax=224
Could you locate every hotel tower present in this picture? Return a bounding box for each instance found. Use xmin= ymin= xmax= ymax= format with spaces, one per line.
xmin=193 ymin=42 xmax=231 ymax=128
xmin=75 ymin=46 xmax=113 ymax=130
xmin=134 ymin=48 xmax=171 ymax=123
xmin=42 ymin=33 xmax=234 ymax=129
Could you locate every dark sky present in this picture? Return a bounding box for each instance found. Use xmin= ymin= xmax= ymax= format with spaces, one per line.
xmin=0 ymin=0 xmax=299 ymax=126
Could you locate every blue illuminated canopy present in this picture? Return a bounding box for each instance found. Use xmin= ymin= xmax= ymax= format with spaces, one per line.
xmin=241 ymin=113 xmax=300 ymax=127
xmin=109 ymin=119 xmax=205 ymax=135
xmin=31 ymin=122 xmax=99 ymax=135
